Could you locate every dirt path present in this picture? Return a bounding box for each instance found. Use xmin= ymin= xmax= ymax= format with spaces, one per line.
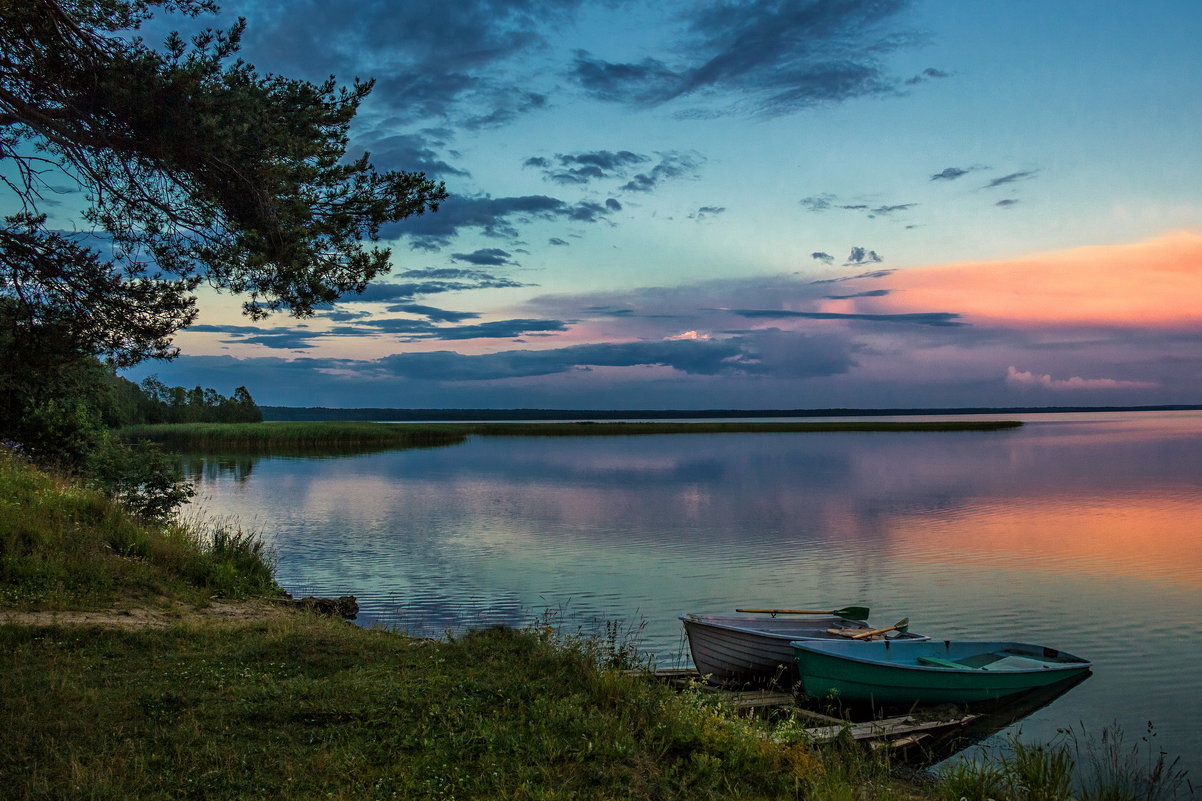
xmin=0 ymin=598 xmax=296 ymax=630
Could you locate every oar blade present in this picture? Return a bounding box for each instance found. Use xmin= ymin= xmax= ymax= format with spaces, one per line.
xmin=832 ymin=605 xmax=870 ymax=621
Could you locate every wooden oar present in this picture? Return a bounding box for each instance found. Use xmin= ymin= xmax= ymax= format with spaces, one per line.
xmin=850 ymin=618 xmax=909 ymax=640
xmin=734 ymin=605 xmax=870 ymax=621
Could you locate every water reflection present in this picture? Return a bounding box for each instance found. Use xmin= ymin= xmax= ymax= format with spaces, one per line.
xmin=185 ymin=412 xmax=1202 ymax=775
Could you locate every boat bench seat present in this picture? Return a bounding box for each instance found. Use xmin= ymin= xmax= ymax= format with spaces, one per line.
xmin=917 ymin=654 xmax=1053 ymax=671
xmin=917 ymin=656 xmax=973 ymax=669
xmin=978 ymin=655 xmax=1051 ymax=671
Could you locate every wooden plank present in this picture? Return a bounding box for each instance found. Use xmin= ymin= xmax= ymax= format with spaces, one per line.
xmin=790 ymin=707 xmax=848 ymax=726
xmin=722 ymin=690 xmax=795 ymax=710
xmin=802 ymin=713 xmax=980 ymax=743
xmin=869 ymin=733 xmax=930 ymax=751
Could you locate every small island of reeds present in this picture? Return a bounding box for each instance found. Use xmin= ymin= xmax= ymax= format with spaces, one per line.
xmin=123 ymin=419 xmax=1023 ymax=452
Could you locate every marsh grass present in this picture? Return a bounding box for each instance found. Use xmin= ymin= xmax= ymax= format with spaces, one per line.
xmin=123 ymin=419 xmax=1023 ymax=454
xmin=937 ymin=727 xmax=1193 ymax=801
xmin=1069 ymin=722 xmax=1194 ymax=801
xmin=0 ymin=454 xmax=278 ymax=608
xmin=122 ymin=421 xmax=469 ymax=451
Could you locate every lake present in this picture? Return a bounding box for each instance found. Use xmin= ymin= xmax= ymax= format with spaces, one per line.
xmin=184 ymin=410 xmax=1202 ymax=775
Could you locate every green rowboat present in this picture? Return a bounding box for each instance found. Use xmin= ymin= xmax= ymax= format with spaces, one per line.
xmin=791 ymin=639 xmax=1091 ymax=704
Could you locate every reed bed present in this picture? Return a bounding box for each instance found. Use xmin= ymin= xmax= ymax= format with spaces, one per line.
xmin=121 ymin=421 xmax=469 ymax=451
xmin=123 ymin=419 xmax=1022 ymax=452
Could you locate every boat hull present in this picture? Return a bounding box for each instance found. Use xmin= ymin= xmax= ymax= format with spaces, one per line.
xmin=680 ymin=614 xmax=928 ymax=685
xmin=792 ymin=639 xmax=1091 ymax=704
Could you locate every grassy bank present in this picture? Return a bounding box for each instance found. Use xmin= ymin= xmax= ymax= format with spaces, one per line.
xmin=0 ymin=455 xmax=277 ymax=610
xmin=0 ymin=618 xmax=886 ymax=800
xmin=124 ymin=419 xmax=1023 ymax=452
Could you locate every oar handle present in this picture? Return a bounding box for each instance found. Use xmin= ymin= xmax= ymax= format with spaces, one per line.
xmin=850 ymin=618 xmax=909 ymax=640
xmin=736 ymin=608 xmax=834 ymax=615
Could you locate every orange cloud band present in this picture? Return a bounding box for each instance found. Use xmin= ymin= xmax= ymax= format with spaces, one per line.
xmin=856 ymin=232 xmax=1202 ymax=328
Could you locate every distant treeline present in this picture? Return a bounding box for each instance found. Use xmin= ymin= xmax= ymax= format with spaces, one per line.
xmin=261 ymin=404 xmax=1202 ymax=422
xmin=116 ymin=376 xmax=263 ymax=425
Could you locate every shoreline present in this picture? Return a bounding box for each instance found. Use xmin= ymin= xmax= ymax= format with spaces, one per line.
xmin=123 ymin=419 xmax=1024 ymax=451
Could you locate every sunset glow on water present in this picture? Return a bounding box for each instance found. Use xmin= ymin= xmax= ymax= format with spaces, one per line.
xmin=188 ymin=411 xmax=1202 ymax=772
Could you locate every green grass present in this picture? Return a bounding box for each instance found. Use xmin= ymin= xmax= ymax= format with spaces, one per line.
xmin=0 ymin=454 xmax=279 ymax=609
xmin=124 ymin=419 xmax=1023 ymax=452
xmin=0 ymin=618 xmax=886 ymax=801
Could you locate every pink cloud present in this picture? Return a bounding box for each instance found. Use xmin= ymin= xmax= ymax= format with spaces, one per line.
xmin=1005 ymin=366 xmax=1158 ymax=391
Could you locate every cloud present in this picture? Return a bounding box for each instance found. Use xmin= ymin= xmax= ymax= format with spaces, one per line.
xmin=690 ymin=206 xmax=726 ymax=221
xmin=451 ymin=248 xmax=516 ymax=266
xmin=731 ymin=309 xmax=964 ymax=327
xmin=825 ymin=289 xmax=890 ymax=300
xmin=385 ymin=193 xmax=621 ymax=250
xmin=350 ymin=130 xmax=468 ymax=179
xmin=929 ymin=165 xmax=988 ymax=181
xmin=846 ymin=246 xmax=883 ymax=265
xmin=848 ymin=232 xmax=1202 ymax=328
xmin=338 ymin=268 xmax=529 ymax=304
xmin=619 ymin=152 xmax=704 ymax=192
xmin=187 ymin=323 xmax=329 ymax=350
xmin=358 ymin=317 xmax=569 ymax=341
xmin=526 ymin=150 xmax=651 ymax=185
xmin=569 ymin=0 xmax=926 ymax=117
xmin=1006 ymin=366 xmax=1157 ymax=391
xmin=905 ymin=67 xmax=949 ymax=85
xmin=983 ymin=170 xmax=1039 ymax=189
xmin=800 ymin=193 xmax=914 ymax=219
xmin=868 ymin=203 xmax=916 ymax=217
xmin=811 ymin=251 xmax=834 ymax=264
xmin=995 ymin=198 xmax=1020 ymax=208
xmin=383 ymin=304 xmax=481 ymax=323
xmin=548 ymin=237 xmax=570 ymax=246
xmin=240 ymin=0 xmax=588 ymax=129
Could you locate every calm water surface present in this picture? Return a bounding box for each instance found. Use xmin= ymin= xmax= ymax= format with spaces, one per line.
xmin=186 ymin=411 xmax=1202 ymax=773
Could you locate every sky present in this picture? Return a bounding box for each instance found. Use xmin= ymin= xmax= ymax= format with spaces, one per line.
xmin=104 ymin=1 xmax=1202 ymax=407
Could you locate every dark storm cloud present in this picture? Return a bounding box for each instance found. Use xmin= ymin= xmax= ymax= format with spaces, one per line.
xmin=451 ymin=248 xmax=515 ymax=266
xmin=526 ymin=150 xmax=651 ymax=185
xmin=385 ymin=193 xmax=622 ymax=250
xmin=569 ymin=0 xmax=924 ymax=116
xmin=732 ymin=308 xmax=964 ymax=327
xmin=983 ymin=170 xmax=1039 ymax=189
